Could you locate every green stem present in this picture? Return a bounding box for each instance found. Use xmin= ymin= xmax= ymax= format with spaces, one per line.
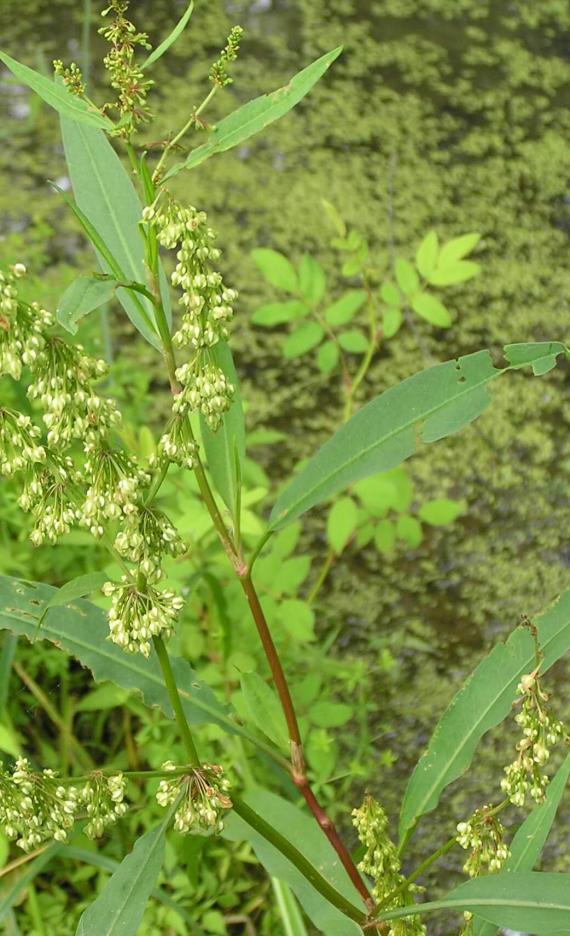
xmin=232 ymin=798 xmax=367 ymax=926
xmin=153 ymin=85 xmax=219 ymax=181
xmin=378 ymin=836 xmax=457 ymax=912
xmin=153 ymin=635 xmax=200 ymax=766
xmin=307 ymin=547 xmax=334 ymax=605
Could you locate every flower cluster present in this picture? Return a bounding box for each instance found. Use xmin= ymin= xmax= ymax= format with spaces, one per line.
xmin=80 ymin=442 xmax=148 ymax=538
xmin=0 ymin=264 xmax=52 ymax=381
xmin=352 ymin=796 xmax=425 ymax=935
xmin=500 ymin=669 xmax=566 ymax=807
xmin=114 ymin=504 xmax=185 ymax=578
xmin=156 ymin=762 xmax=232 ymax=835
xmin=102 ymin=578 xmax=184 ymax=656
xmin=53 ymin=59 xmax=86 ymax=95
xmin=81 ymin=771 xmax=128 ymax=839
xmin=456 ymin=806 xmax=510 ymax=877
xmin=0 ymin=758 xmax=80 ymax=851
xmin=99 ymin=0 xmax=153 ymax=135
xmin=173 ymin=360 xmax=234 ymax=431
xmin=0 ymin=409 xmax=45 ymax=476
xmin=155 ymin=412 xmax=199 ymax=470
xmin=209 ymin=26 xmax=244 ymax=88
xmin=27 ymin=338 xmax=119 ymax=446
xmin=18 ymin=454 xmax=80 ymax=545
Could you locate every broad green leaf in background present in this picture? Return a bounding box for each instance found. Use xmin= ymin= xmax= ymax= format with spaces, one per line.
xmin=325 ymin=290 xmax=367 ymax=327
xmin=76 ymin=809 xmax=173 ymax=936
xmin=298 ymin=255 xmax=326 ymax=305
xmin=317 ymin=341 xmax=339 ymax=374
xmin=57 ymin=275 xmax=119 ymax=334
xmin=252 ymin=300 xmax=308 ymax=326
xmin=411 ymin=292 xmax=451 ymax=327
xmin=474 ymin=754 xmax=570 ymax=936
xmin=283 ymin=322 xmax=324 ymax=358
xmin=394 ymin=258 xmax=420 ymax=296
xmin=0 ymin=52 xmax=112 ymax=130
xmin=269 ymin=341 xmax=568 ymax=530
xmin=415 ymin=230 xmax=439 ymax=278
xmin=240 ymin=672 xmax=289 ymax=750
xmin=427 ymin=260 xmax=480 ymax=287
xmin=60 ymin=119 xmax=170 ymax=348
xmin=252 ymin=248 xmax=298 ymax=293
xmin=141 ymin=1 xmax=194 ymax=69
xmin=223 ymin=790 xmax=364 ymax=935
xmin=0 ymin=576 xmax=241 ymax=737
xmin=377 ymin=872 xmax=570 ymax=933
xmin=163 ymin=47 xmax=342 ymax=179
xmin=419 ymin=498 xmax=467 ymax=526
xmin=327 ymin=496 xmax=358 ymax=553
xmin=438 ymin=232 xmax=481 ymax=266
xmin=201 ymin=342 xmax=246 ymax=518
xmin=398 ymin=588 xmax=570 ymax=843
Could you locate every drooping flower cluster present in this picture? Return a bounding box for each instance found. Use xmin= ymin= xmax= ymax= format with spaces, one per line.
xmin=114 ymin=504 xmax=185 ymax=579
xmin=0 ymin=758 xmax=80 ymax=851
xmin=0 ymin=264 xmax=52 ymax=381
xmin=102 ymin=578 xmax=184 ymax=656
xmin=173 ymin=361 xmax=234 ymax=431
xmin=352 ymin=796 xmax=426 ymax=936
xmin=500 ymin=669 xmax=566 ymax=807
xmin=18 ymin=454 xmax=80 ymax=545
xmin=156 ymin=762 xmax=232 ymax=835
xmin=99 ymin=0 xmax=153 ymax=136
xmin=155 ymin=412 xmax=199 ymax=470
xmin=80 ymin=442 xmax=148 ymax=538
xmin=0 ymin=409 xmax=45 ymax=476
xmin=81 ymin=771 xmax=128 ymax=839
xmin=53 ymin=59 xmax=86 ymax=95
xmin=456 ymin=806 xmax=510 ymax=877
xmin=209 ymin=26 xmax=244 ymax=88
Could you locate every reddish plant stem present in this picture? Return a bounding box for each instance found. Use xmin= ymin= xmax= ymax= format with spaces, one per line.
xmin=240 ymin=571 xmax=374 ymax=913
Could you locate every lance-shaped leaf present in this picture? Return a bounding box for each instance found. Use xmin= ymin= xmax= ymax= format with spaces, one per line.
xmin=0 ymin=52 xmax=112 ymax=130
xmin=141 ymin=2 xmax=194 ymax=70
xmin=377 ymin=872 xmax=570 ymax=933
xmin=269 ymin=341 xmax=568 ymax=530
xmin=224 ymin=790 xmax=363 ymax=935
xmin=59 ymin=119 xmax=171 ymax=348
xmin=200 ymin=342 xmax=245 ymax=518
xmin=57 ymin=275 xmax=119 ymax=333
xmin=76 ymin=809 xmax=173 ymax=936
xmin=398 ymin=590 xmax=570 ymax=844
xmin=474 ymin=754 xmax=570 ymax=936
xmin=0 ymin=575 xmax=231 ymax=733
xmin=163 ymin=47 xmax=342 ymax=180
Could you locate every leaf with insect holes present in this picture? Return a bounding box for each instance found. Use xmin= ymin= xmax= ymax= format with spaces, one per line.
xmin=252 ymin=249 xmax=298 ymax=293
xmin=164 ymin=48 xmax=342 ymax=179
xmin=283 ymin=322 xmax=324 ymax=358
xmin=415 ymin=230 xmax=439 ymax=278
xmin=325 ymin=290 xmax=367 ymax=327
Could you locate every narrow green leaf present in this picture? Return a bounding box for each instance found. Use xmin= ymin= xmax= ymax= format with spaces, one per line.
xmin=272 ymin=878 xmax=309 ymax=936
xmin=0 ymin=52 xmax=112 ymax=129
xmin=298 ymin=255 xmax=326 ymax=305
xmin=337 ymin=330 xmax=368 ymax=353
xmin=269 ymin=342 xmax=568 ymax=530
xmin=317 ymin=340 xmax=339 ymax=374
xmin=411 ymin=292 xmax=451 ymax=327
xmin=44 ymin=572 xmax=108 ymax=609
xmin=240 ymin=672 xmax=289 ymax=750
xmin=141 ymin=1 xmax=194 ymax=69
xmin=415 ymin=230 xmax=439 ymax=278
xmin=474 ymin=755 xmax=570 ymax=936
xmin=283 ymin=322 xmax=324 ymax=358
xmin=327 ymin=497 xmax=358 ymax=553
xmin=223 ymin=790 xmax=363 ymax=935
xmin=398 ymin=588 xmax=570 ymax=842
xmin=427 ymin=260 xmax=480 ymax=286
xmin=0 ymin=844 xmax=62 ymax=919
xmin=201 ymin=343 xmax=246 ymax=517
xmin=325 ymin=290 xmax=367 ymax=327
xmin=60 ymin=119 xmax=169 ymax=348
xmin=419 ymin=498 xmax=466 ymax=526
xmin=438 ymin=232 xmax=481 ymax=266
xmin=394 ymin=258 xmax=419 ymax=296
xmin=252 ymin=301 xmax=308 ymax=326
xmin=76 ymin=811 xmax=172 ymax=936
xmin=57 ymin=275 xmax=118 ymax=334
xmin=163 ymin=47 xmax=342 ymax=179
xmin=377 ymin=872 xmax=570 ymax=933
xmin=252 ymin=249 xmax=298 ymax=293
xmin=382 ymin=306 xmax=403 ymax=338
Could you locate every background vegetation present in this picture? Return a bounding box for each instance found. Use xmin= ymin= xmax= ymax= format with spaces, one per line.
xmin=1 ymin=1 xmax=570 ymax=932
